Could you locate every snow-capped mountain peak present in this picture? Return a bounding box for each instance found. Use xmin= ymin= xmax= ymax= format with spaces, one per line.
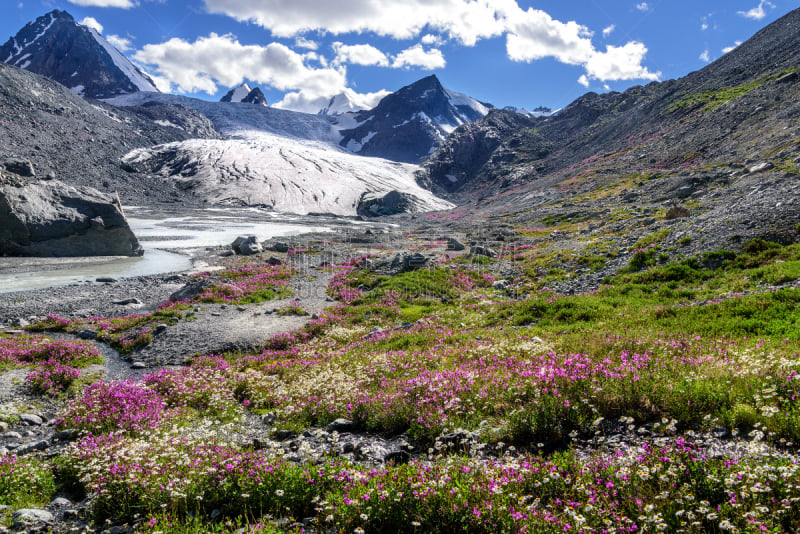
xmin=0 ymin=9 xmax=158 ymax=99
xmin=335 ymin=74 xmax=493 ymax=163
xmin=220 ymin=83 xmax=268 ymax=106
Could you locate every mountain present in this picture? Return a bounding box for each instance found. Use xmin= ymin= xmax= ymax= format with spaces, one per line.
xmin=318 ymin=89 xmax=383 ymax=116
xmin=333 ymin=75 xmax=492 ymax=163
xmin=0 ymin=10 xmax=158 ymax=99
xmin=220 ymin=83 xmax=268 ymax=106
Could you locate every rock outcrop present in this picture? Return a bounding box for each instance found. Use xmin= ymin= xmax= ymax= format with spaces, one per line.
xmin=0 ymin=180 xmax=143 ymax=257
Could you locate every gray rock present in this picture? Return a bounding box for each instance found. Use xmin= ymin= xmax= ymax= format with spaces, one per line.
xmin=96 ymin=277 xmax=117 ymax=283
xmin=77 ymin=329 xmax=97 ymax=340
xmin=0 ymin=180 xmax=142 ymax=257
xmin=266 ymin=256 xmax=282 ymax=265
xmin=2 ymin=157 xmax=35 ymax=177
xmin=19 ymin=413 xmax=43 ymax=426
xmin=0 ymin=422 xmax=7 ymax=433
xmin=219 ymin=249 xmax=235 ymax=257
xmin=50 ymin=497 xmax=72 ymax=507
xmin=446 ymin=237 xmax=466 ymax=251
xmin=112 ymin=297 xmax=142 ymax=305
xmin=3 ymin=431 xmax=22 ymax=440
xmin=131 ymin=362 xmax=146 ymax=369
xmin=169 ymin=278 xmax=215 ymax=302
xmin=470 ymin=245 xmax=497 ymax=258
xmin=357 ymin=190 xmax=426 ymax=217
xmin=231 ymin=235 xmax=262 ymax=255
xmin=326 ymin=418 xmax=355 ymax=433
xmin=493 ymin=279 xmax=510 ymax=290
xmin=11 ymin=508 xmax=54 ymax=524
xmin=55 ymin=429 xmax=80 ymax=441
xmin=271 ymin=241 xmax=291 ymax=253
xmin=384 ymin=450 xmax=411 ymax=464
xmin=665 ymin=205 xmax=690 ymax=220
xmin=402 ymin=252 xmax=429 ymax=270
xmin=16 ymin=440 xmax=49 ymax=455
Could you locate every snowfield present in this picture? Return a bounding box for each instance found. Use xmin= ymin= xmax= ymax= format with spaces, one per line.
xmin=122 ymin=132 xmax=453 ymax=215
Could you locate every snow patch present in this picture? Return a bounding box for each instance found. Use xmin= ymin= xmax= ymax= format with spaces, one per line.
xmin=87 ymin=28 xmax=158 ymax=93
xmin=154 ymin=119 xmax=183 ymax=130
xmin=70 ymin=85 xmax=85 ymax=96
xmin=444 ymin=88 xmax=490 ymax=116
xmin=227 ymin=83 xmax=252 ymax=103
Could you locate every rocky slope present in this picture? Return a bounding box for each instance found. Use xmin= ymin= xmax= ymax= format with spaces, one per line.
xmin=0 ymin=10 xmax=158 ymax=99
xmin=416 ymin=7 xmax=800 ymax=263
xmin=0 ymin=62 xmax=218 ymax=205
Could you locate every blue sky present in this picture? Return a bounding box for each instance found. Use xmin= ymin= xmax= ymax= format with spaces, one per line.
xmin=3 ymin=0 xmax=798 ymax=113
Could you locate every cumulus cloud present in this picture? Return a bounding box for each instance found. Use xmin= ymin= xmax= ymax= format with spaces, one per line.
xmin=584 ymin=42 xmax=660 ymax=84
xmin=602 ymin=24 xmax=615 ymax=38
xmin=294 ymin=37 xmax=318 ymax=50
xmin=107 ymin=34 xmax=133 ymax=51
xmin=78 ymin=16 xmax=104 ymax=33
xmin=69 ymin=0 xmax=136 ymax=7
xmin=203 ymin=0 xmax=506 ymax=46
xmin=332 ymin=42 xmax=390 ymax=67
xmin=722 ymin=41 xmax=742 ymax=54
xmin=392 ymin=44 xmax=446 ymax=70
xmin=699 ymin=49 xmax=710 ymax=63
xmin=635 ymin=2 xmax=649 ymax=12
xmin=133 ymin=32 xmax=347 ymax=101
xmin=737 ymin=0 xmax=774 ymax=20
xmin=420 ymin=34 xmax=445 ymax=46
xmin=503 ymin=5 xmax=659 ymax=85
xmin=279 ymin=86 xmax=389 ymax=113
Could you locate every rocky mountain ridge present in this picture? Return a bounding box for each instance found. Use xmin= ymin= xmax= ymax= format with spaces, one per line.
xmin=220 ymin=83 xmax=268 ymax=106
xmin=334 ymin=75 xmax=492 ymax=163
xmin=0 ymin=10 xmax=158 ymax=99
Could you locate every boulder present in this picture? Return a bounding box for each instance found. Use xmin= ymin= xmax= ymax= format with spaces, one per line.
xmin=2 ymin=157 xmax=35 ymax=177
xmin=0 ymin=180 xmax=142 ymax=256
xmin=470 ymin=245 xmax=497 ymax=258
xmin=357 ymin=190 xmax=422 ymax=217
xmin=266 ymin=241 xmax=290 ymax=253
xmin=665 ymin=205 xmax=690 ymax=220
xmin=231 ymin=235 xmax=262 ymax=255
xmin=446 ymin=237 xmax=466 ymax=251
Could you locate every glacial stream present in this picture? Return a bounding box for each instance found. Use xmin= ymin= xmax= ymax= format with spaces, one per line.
xmin=0 ymin=206 xmax=336 ymax=293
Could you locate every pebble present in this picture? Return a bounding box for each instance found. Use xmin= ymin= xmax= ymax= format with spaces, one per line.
xmin=19 ymin=413 xmax=43 ymax=426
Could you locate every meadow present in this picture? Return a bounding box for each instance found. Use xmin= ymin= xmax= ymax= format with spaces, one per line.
xmin=3 ymin=234 xmax=800 ymax=533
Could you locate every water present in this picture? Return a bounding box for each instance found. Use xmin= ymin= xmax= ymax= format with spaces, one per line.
xmin=0 ymin=207 xmax=334 ymax=294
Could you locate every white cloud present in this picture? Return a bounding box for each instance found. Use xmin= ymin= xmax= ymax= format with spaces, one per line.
xmin=738 ymin=0 xmax=774 ymax=20
xmin=602 ymin=24 xmax=615 ymax=38
xmin=635 ymin=2 xmax=649 ymax=12
xmin=78 ymin=16 xmax=104 ymax=33
xmin=332 ymin=42 xmax=390 ymax=67
xmin=392 ymin=44 xmax=446 ymax=70
xmin=699 ymin=49 xmax=710 ymax=63
xmin=107 ymin=34 xmax=133 ymax=51
xmin=584 ymin=42 xmax=660 ymax=84
xmin=203 ymin=0 xmax=507 ymax=46
xmin=701 ymin=22 xmax=708 ymax=30
xmin=421 ymin=34 xmax=445 ymax=46
xmin=69 ymin=0 xmax=136 ymax=7
xmin=722 ymin=41 xmax=742 ymax=54
xmin=17 ymin=2 xmax=23 ymax=8
xmin=504 ymin=7 xmax=594 ymax=65
xmin=279 ymin=86 xmax=389 ymax=113
xmin=294 ymin=37 xmax=318 ymax=50
xmin=133 ymin=32 xmax=347 ymax=101
xmin=504 ymin=5 xmax=658 ymax=85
